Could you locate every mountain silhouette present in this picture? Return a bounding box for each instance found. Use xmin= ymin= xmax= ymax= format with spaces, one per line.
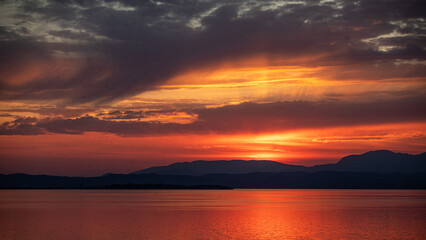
xmin=1 ymin=150 xmax=425 ymax=189
xmin=312 ymin=150 xmax=426 ymax=173
xmin=132 ymin=160 xmax=308 ymax=175
xmin=132 ymin=150 xmax=426 ymax=175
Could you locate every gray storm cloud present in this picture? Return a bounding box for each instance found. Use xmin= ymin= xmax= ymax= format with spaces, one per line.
xmin=0 ymin=0 xmax=424 ymax=104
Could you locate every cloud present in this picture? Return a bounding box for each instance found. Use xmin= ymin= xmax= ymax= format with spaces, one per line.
xmin=0 ymin=0 xmax=424 ymax=104
xmin=96 ymin=109 xmax=184 ymax=120
xmin=2 ymin=97 xmax=425 ymax=135
xmin=0 ymin=117 xmax=44 ymax=135
xmin=97 ymin=110 xmax=146 ymax=120
xmin=192 ymin=96 xmax=426 ymax=133
xmin=0 ymin=107 xmax=96 ymax=118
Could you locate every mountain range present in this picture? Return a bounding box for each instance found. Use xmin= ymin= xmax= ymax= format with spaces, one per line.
xmin=133 ymin=150 xmax=426 ymax=175
xmin=1 ymin=150 xmax=425 ymax=189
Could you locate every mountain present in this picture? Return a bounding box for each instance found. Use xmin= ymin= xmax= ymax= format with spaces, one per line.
xmin=132 ymin=160 xmax=308 ymax=175
xmin=132 ymin=150 xmax=426 ymax=175
xmin=313 ymin=150 xmax=426 ymax=173
xmin=1 ymin=150 xmax=425 ymax=189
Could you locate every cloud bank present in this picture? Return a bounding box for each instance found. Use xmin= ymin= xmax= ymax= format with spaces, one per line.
xmin=1 ymin=97 xmax=425 ymax=136
xmin=0 ymin=0 xmax=425 ymax=104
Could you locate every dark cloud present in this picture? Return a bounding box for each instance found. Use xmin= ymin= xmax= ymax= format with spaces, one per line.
xmin=0 ymin=0 xmax=424 ymax=104
xmin=96 ymin=109 xmax=195 ymax=120
xmin=0 ymin=107 xmax=96 ymax=118
xmin=2 ymin=97 xmax=425 ymax=135
xmin=192 ymin=96 xmax=426 ymax=133
xmin=37 ymin=116 xmax=188 ymax=135
xmin=0 ymin=117 xmax=45 ymax=135
xmin=98 ymin=110 xmax=146 ymax=120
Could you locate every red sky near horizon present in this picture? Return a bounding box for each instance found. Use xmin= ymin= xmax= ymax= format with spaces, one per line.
xmin=0 ymin=0 xmax=425 ymax=176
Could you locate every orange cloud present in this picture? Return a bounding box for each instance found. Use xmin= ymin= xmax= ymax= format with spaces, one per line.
xmin=128 ymin=60 xmax=425 ymax=110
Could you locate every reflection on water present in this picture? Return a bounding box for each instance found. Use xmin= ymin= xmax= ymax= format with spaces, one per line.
xmin=0 ymin=190 xmax=425 ymax=240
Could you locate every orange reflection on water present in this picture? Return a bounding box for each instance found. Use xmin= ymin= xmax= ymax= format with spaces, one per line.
xmin=0 ymin=190 xmax=425 ymax=240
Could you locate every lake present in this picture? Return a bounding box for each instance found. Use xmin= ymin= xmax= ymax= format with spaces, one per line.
xmin=0 ymin=189 xmax=425 ymax=240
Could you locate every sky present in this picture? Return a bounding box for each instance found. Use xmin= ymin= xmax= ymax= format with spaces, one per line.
xmin=0 ymin=0 xmax=425 ymax=176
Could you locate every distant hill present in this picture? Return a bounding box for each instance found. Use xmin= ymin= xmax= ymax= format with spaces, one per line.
xmin=313 ymin=150 xmax=426 ymax=173
xmin=1 ymin=150 xmax=425 ymax=189
xmin=132 ymin=150 xmax=426 ymax=175
xmin=1 ymin=172 xmax=425 ymax=189
xmin=132 ymin=160 xmax=308 ymax=175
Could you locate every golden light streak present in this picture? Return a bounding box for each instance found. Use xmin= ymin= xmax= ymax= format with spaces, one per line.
xmin=121 ymin=62 xmax=425 ymax=110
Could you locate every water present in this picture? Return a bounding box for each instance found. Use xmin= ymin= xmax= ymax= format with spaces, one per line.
xmin=0 ymin=189 xmax=425 ymax=240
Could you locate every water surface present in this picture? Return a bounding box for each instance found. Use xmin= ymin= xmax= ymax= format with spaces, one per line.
xmin=0 ymin=189 xmax=425 ymax=240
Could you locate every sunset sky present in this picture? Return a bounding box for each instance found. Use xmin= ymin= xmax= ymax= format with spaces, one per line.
xmin=0 ymin=0 xmax=425 ymax=176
